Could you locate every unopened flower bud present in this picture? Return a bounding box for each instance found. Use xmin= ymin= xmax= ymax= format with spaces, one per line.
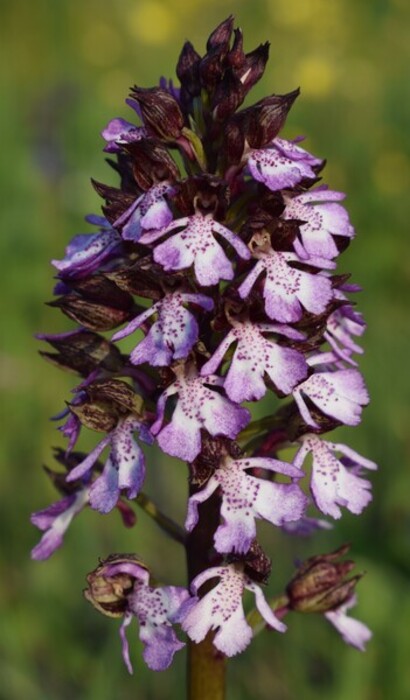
xmin=124 ymin=139 xmax=180 ymax=190
xmin=286 ymin=544 xmax=363 ymax=613
xmin=84 ymin=554 xmax=149 ymax=618
xmin=49 ymin=293 xmax=132 ymax=332
xmin=130 ymin=87 xmax=185 ymax=141
xmin=238 ymin=42 xmax=270 ymax=92
xmin=176 ymin=41 xmax=201 ymax=99
xmin=206 ymin=15 xmax=234 ymax=51
xmin=225 ymin=89 xmax=300 ymax=164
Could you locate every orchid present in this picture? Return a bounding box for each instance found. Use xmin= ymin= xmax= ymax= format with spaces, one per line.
xmin=33 ymin=16 xmax=375 ymax=697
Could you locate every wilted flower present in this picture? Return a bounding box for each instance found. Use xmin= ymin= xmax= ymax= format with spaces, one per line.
xmin=85 ymin=555 xmax=190 ymax=671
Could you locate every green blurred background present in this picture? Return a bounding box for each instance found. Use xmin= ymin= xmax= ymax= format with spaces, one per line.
xmin=1 ymin=0 xmax=410 ymax=698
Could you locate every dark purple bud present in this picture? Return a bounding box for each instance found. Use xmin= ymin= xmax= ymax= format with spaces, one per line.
xmin=124 ymin=139 xmax=180 ymax=190
xmin=176 ymin=41 xmax=201 ymax=97
xmin=84 ymin=554 xmax=149 ymax=618
xmin=247 ymin=90 xmax=300 ymax=148
xmin=130 ymin=87 xmax=185 ymax=141
xmin=286 ymin=544 xmax=363 ymax=613
xmin=91 ymin=180 xmax=138 ymax=225
xmin=212 ymin=69 xmax=246 ymax=121
xmin=228 ymin=28 xmax=245 ymax=69
xmin=238 ymin=42 xmax=270 ymax=92
xmin=225 ymin=88 xmax=300 ymax=163
xmin=206 ymin=15 xmax=234 ymax=51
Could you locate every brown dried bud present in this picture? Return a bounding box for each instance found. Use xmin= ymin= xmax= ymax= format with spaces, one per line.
xmin=130 ymin=87 xmax=185 ymax=141
xmin=69 ymin=401 xmax=118 ymax=433
xmin=286 ymin=544 xmax=363 ymax=613
xmin=49 ymin=294 xmax=133 ymax=332
xmin=85 ymin=378 xmax=143 ymax=416
xmin=243 ymin=541 xmax=272 ymax=584
xmin=38 ymin=329 xmax=124 ymax=376
xmin=68 ymin=275 xmax=134 ymax=311
xmin=104 ymin=264 xmax=163 ymax=300
xmin=84 ymin=554 xmax=149 ymax=618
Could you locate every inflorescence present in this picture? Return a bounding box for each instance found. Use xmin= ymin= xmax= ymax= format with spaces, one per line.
xmin=32 ymin=17 xmax=375 ymax=673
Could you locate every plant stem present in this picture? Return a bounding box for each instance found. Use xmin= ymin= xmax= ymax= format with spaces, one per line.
xmin=135 ymin=492 xmax=186 ymax=544
xmin=185 ymin=485 xmax=226 ymax=700
xmin=188 ymin=634 xmax=226 ymax=700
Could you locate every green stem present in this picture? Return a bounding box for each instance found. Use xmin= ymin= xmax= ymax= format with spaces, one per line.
xmin=186 ymin=484 xmax=226 ymax=700
xmin=135 ymin=492 xmax=186 ymax=544
xmin=188 ymin=635 xmax=226 ymax=700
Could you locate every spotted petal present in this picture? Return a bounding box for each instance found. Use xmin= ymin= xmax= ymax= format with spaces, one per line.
xmin=181 ymin=565 xmax=285 ymax=657
xmin=186 ymin=457 xmax=307 ymax=554
xmin=238 ymin=250 xmax=333 ymax=323
xmin=248 ymin=137 xmax=322 ymax=191
xmin=283 ymin=187 xmax=355 ymax=261
xmin=113 ymin=293 xmax=213 ymax=366
xmin=201 ymin=322 xmax=307 ymax=402
xmin=114 ymin=184 xmax=175 ymax=242
xmin=293 ymin=435 xmax=376 ymax=519
xmin=293 ymin=369 xmax=369 ymax=427
xmin=141 ymin=214 xmax=250 ymax=286
xmin=153 ymin=374 xmax=250 ymax=462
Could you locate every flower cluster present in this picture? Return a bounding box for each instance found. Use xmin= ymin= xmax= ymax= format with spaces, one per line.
xmin=32 ymin=17 xmax=375 ymax=675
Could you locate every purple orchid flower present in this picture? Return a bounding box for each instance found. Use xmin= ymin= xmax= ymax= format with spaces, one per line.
xmin=293 ymin=434 xmax=377 ymax=519
xmin=31 ymin=487 xmax=89 ymax=560
xmin=52 ymin=215 xmax=121 ymax=279
xmin=151 ymin=368 xmax=250 ymax=463
xmin=140 ymin=213 xmax=251 ymax=286
xmin=66 ymin=415 xmax=153 ymax=513
xmin=283 ymin=187 xmax=355 ymax=261
xmin=238 ymin=248 xmax=333 ymax=323
xmin=113 ymin=183 xmax=176 ymax=242
xmin=324 ymin=288 xmax=366 ymax=365
xmin=112 ymin=292 xmax=214 ymax=366
xmin=101 ymin=117 xmax=147 ymax=153
xmin=185 ymin=456 xmax=307 ymax=554
xmin=293 ymin=366 xmax=369 ymax=427
xmin=200 ymin=320 xmax=308 ymax=402
xmin=247 ymin=137 xmax=323 ymax=191
xmin=179 ymin=564 xmax=286 ymax=657
xmin=97 ymin=558 xmax=190 ymax=673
